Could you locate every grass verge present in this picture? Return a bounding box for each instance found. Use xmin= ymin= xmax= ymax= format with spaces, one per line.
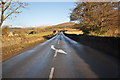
xmin=2 ymin=31 xmax=54 ymax=62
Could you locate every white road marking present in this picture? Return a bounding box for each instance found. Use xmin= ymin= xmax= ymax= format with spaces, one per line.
xmin=49 ymin=67 xmax=55 ymax=80
xmin=57 ymin=49 xmax=67 ymax=54
xmin=54 ymin=50 xmax=57 ymax=57
xmin=51 ymin=45 xmax=56 ymax=50
xmin=51 ymin=45 xmax=68 ymax=56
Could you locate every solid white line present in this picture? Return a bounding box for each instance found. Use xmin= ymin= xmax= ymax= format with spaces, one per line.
xmin=49 ymin=67 xmax=55 ymax=80
xmin=54 ymin=50 xmax=57 ymax=57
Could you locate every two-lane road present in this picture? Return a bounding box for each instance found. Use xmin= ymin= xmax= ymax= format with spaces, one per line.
xmin=2 ymin=32 xmax=118 ymax=78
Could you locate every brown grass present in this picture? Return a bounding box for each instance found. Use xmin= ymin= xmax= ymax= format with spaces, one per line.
xmin=2 ymin=31 xmax=53 ymax=62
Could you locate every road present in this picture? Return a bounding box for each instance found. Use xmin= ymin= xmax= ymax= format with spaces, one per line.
xmin=2 ymin=32 xmax=118 ymax=78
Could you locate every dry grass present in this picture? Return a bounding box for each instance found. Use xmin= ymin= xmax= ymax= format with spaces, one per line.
xmin=65 ymin=29 xmax=83 ymax=35
xmin=65 ymin=31 xmax=83 ymax=35
xmin=2 ymin=31 xmax=53 ymax=62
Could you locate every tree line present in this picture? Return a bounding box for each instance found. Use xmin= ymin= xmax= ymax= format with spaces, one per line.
xmin=70 ymin=2 xmax=119 ymax=35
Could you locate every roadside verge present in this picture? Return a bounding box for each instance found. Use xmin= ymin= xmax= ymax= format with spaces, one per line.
xmin=2 ymin=32 xmax=54 ymax=62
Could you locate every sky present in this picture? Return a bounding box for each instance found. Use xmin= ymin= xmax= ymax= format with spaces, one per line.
xmin=4 ymin=2 xmax=75 ymax=28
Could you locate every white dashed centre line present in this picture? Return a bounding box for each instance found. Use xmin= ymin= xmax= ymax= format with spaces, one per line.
xmin=49 ymin=67 xmax=55 ymax=80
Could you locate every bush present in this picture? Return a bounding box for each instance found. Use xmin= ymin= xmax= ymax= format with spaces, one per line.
xmin=2 ymin=26 xmax=9 ymax=36
xmin=80 ymin=27 xmax=90 ymax=34
xmin=99 ymin=30 xmax=107 ymax=35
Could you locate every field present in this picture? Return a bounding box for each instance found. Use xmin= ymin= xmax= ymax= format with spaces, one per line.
xmin=2 ymin=31 xmax=53 ymax=61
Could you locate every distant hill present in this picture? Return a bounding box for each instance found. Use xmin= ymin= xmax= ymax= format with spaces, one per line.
xmin=54 ymin=22 xmax=77 ymax=27
xmin=38 ymin=22 xmax=78 ymax=31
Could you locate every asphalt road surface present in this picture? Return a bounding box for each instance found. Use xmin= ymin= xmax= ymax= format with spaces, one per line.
xmin=2 ymin=32 xmax=118 ymax=78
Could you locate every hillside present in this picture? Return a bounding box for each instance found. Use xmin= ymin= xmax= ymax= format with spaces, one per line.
xmin=54 ymin=22 xmax=77 ymax=27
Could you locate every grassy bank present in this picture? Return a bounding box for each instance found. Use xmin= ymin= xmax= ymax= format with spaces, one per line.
xmin=2 ymin=31 xmax=54 ymax=61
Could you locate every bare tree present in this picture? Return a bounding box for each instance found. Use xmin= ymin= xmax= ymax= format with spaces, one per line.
xmin=0 ymin=0 xmax=28 ymax=27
